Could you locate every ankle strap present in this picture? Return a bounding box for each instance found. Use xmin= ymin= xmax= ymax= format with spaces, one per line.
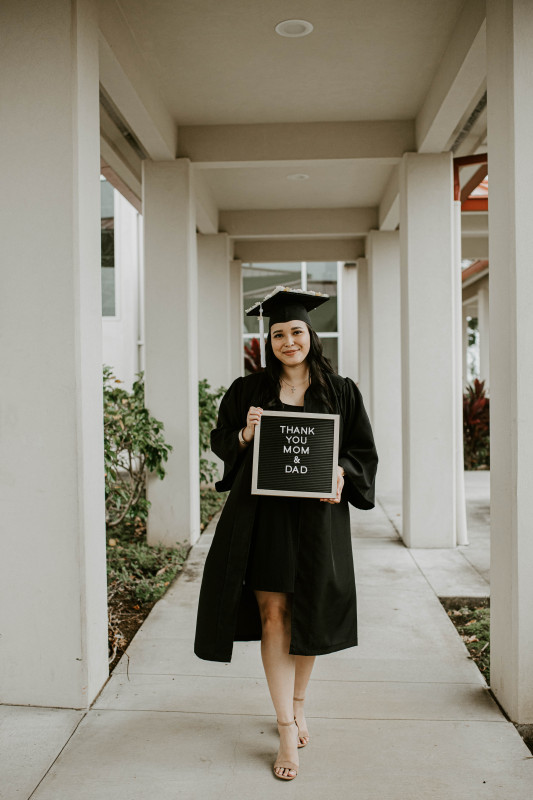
xmin=293 ymin=696 xmax=305 ymax=701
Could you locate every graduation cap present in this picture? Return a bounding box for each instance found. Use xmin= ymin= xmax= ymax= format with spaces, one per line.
xmin=245 ymin=286 xmax=330 ymax=368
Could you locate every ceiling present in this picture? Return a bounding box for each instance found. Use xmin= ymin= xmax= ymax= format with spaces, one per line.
xmin=103 ymin=0 xmax=486 ymax=239
xmin=117 ymin=0 xmax=465 ymax=126
xmin=198 ymin=160 xmax=397 ymax=210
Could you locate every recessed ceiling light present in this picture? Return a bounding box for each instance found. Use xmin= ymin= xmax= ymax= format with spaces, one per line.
xmin=286 ymin=173 xmax=310 ymax=181
xmin=275 ymin=19 xmax=314 ymax=38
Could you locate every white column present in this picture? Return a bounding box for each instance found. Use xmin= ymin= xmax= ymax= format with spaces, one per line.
xmin=462 ymin=305 xmax=470 ymax=389
xmin=399 ymin=152 xmax=456 ymax=547
xmin=366 ymin=231 xmax=402 ymax=494
xmin=143 ymin=159 xmax=201 ymax=546
xmin=340 ymin=262 xmax=358 ymax=381
xmin=487 ymin=0 xmax=533 ymax=724
xmin=477 ymin=284 xmax=490 ymax=391
xmin=197 ymin=233 xmax=233 ymax=389
xmin=0 ymin=0 xmax=108 ymax=708
xmin=453 ymin=202 xmax=468 ymax=546
xmin=356 ymin=258 xmax=371 ymax=407
xmin=229 ymin=259 xmax=244 ymax=379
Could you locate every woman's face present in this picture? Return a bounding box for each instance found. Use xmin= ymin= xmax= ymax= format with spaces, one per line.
xmin=269 ymin=319 xmax=311 ymax=367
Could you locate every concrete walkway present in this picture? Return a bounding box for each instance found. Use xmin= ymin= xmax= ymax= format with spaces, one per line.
xmin=2 ymin=472 xmax=533 ymax=799
xmin=379 ymin=470 xmax=491 ymax=598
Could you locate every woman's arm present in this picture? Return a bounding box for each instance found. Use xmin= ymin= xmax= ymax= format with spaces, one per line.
xmin=210 ymin=378 xmax=263 ymax=492
xmin=319 ymin=464 xmax=345 ymax=504
xmin=210 ymin=377 xmax=246 ymax=466
xmin=237 ymin=406 xmax=263 ymax=449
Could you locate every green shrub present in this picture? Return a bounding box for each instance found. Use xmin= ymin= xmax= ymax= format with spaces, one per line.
xmin=104 ymin=369 xmax=227 ymax=532
xmin=199 ymin=378 xmax=226 ymax=485
xmin=103 ymin=366 xmax=173 ymax=528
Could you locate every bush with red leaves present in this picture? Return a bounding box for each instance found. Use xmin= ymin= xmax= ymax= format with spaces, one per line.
xmin=244 ymin=337 xmax=265 ymax=373
xmin=463 ymin=378 xmax=490 ymax=469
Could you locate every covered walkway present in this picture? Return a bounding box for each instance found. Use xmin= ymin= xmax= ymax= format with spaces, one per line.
xmin=3 ymin=0 xmax=533 ymax=776
xmin=3 ymin=474 xmax=532 ymax=799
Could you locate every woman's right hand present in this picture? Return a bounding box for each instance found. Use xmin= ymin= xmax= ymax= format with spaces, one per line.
xmin=242 ymin=406 xmax=263 ymax=443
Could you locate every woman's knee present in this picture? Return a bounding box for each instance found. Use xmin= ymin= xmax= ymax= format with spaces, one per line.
xmin=255 ymin=593 xmax=291 ymax=632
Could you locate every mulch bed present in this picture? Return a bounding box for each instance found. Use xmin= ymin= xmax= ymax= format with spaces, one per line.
xmin=440 ymin=597 xmax=490 ymax=682
xmin=107 ymin=490 xmax=225 ymax=673
xmin=108 ymin=590 xmax=158 ymax=673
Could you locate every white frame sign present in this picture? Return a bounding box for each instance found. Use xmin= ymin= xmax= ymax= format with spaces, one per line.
xmin=251 ymin=410 xmax=340 ymax=498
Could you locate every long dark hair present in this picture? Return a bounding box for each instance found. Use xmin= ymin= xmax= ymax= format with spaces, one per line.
xmin=260 ymin=324 xmax=336 ymax=412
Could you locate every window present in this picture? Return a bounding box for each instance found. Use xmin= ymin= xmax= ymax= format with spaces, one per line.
xmin=242 ymin=262 xmax=340 ymax=373
xmin=100 ymin=177 xmax=115 ymax=316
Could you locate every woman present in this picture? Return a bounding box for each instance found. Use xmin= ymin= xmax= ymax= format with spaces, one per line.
xmin=194 ymin=287 xmax=379 ymax=781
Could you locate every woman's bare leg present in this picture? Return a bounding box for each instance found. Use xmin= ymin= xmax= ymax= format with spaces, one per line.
xmin=293 ymin=655 xmax=315 ymax=745
xmin=254 ymin=590 xmax=299 ymax=778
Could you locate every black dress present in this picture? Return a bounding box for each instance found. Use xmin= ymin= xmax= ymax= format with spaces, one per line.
xmin=194 ymin=372 xmax=379 ymax=662
xmin=245 ymin=402 xmax=304 ymax=593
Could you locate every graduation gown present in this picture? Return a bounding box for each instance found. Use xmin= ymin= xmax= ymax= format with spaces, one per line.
xmin=194 ymin=370 xmax=379 ymax=662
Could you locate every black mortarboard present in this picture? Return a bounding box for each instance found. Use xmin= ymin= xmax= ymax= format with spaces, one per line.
xmin=245 ymin=286 xmax=330 ymax=367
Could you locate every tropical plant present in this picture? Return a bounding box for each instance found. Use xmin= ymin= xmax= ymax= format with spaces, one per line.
xmin=463 ymin=378 xmax=490 ymax=469
xmin=244 ymin=337 xmax=264 ymax=373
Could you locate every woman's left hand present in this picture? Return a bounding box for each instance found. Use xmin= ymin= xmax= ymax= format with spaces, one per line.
xmin=319 ymin=466 xmax=345 ymax=504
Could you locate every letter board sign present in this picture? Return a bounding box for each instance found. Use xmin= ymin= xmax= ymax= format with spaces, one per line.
xmin=251 ymin=411 xmax=340 ymax=498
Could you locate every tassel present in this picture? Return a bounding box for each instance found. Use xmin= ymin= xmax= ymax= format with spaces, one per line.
xmin=259 ymin=303 xmax=266 ymax=368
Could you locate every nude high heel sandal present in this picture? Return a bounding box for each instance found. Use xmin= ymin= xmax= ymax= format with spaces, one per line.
xmin=273 ymin=720 xmax=299 ymax=780
xmin=293 ymin=696 xmax=310 ymax=747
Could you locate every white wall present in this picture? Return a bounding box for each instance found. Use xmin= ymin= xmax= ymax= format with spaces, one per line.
xmin=197 ymin=233 xmax=233 ymax=390
xmin=102 ymin=190 xmax=142 ymax=389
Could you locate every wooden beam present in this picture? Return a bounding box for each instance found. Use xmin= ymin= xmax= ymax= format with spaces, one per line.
xmin=460 ymin=163 xmax=488 ymax=203
xmin=461 ymin=197 xmax=488 ymax=212
xmin=453 ymin=153 xmax=488 ymax=200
